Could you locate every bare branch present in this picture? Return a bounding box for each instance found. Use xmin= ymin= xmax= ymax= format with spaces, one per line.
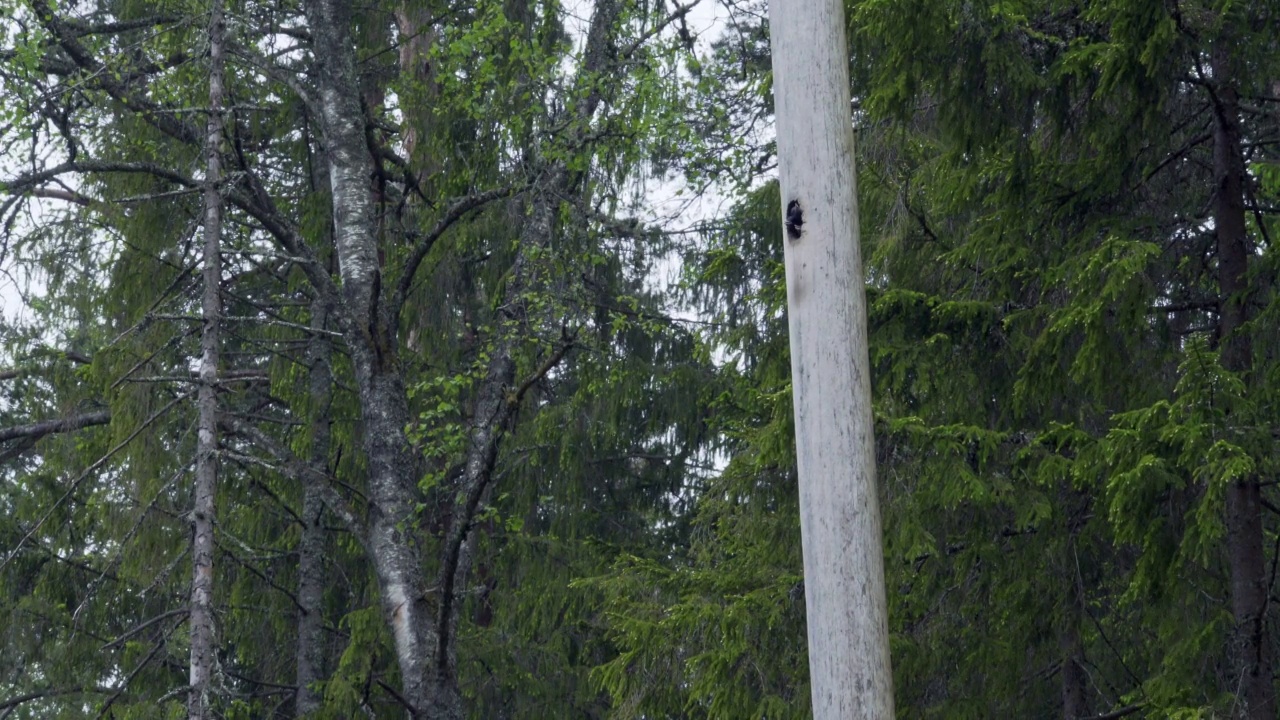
xmin=62 ymin=15 xmax=185 ymax=36
xmin=390 ymin=185 xmax=520 ymax=326
xmin=619 ymin=0 xmax=702 ymax=59
xmin=25 ymin=187 xmax=94 ymax=206
xmin=510 ymin=331 xmax=575 ymax=408
xmin=0 ymin=410 xmax=111 ymax=443
xmin=219 ymin=417 xmax=369 ymax=554
xmin=1 ymin=160 xmax=200 ymax=196
xmin=0 ymin=687 xmax=112 ymax=714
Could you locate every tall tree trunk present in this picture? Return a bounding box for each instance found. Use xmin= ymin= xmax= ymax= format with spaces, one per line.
xmin=190 ymin=0 xmax=226 ymax=716
xmin=769 ymin=0 xmax=895 ymax=715
xmin=1211 ymin=42 xmax=1275 ymax=720
xmin=304 ymin=0 xmax=613 ymax=714
xmin=427 ymin=213 xmax=535 ymax=719
xmin=295 ymin=294 xmax=333 ymax=716
xmin=303 ymin=0 xmax=438 ymax=714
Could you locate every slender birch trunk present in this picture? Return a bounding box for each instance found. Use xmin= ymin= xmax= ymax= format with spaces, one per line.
xmin=768 ymin=0 xmax=894 ymax=715
xmin=301 ymin=0 xmax=615 ymax=714
xmin=190 ymin=0 xmax=226 ymax=716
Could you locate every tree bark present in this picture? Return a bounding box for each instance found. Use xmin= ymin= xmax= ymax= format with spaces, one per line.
xmin=1060 ymin=614 xmax=1088 ymax=719
xmin=189 ymin=0 xmax=226 ymax=716
xmin=395 ymin=1 xmax=441 ymax=193
xmin=295 ymin=294 xmax=333 ymax=716
xmin=303 ymin=0 xmax=438 ymax=714
xmin=1210 ymin=42 xmax=1276 ymax=720
xmin=302 ymin=0 xmax=617 ymax=714
xmin=769 ymin=0 xmax=895 ymax=715
xmin=0 ymin=411 xmax=111 ymax=443
xmin=427 ymin=215 xmax=532 ymax=719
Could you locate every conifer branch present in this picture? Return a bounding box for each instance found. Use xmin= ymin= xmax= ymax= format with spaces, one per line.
xmin=0 ymin=164 xmax=345 ymax=336
xmin=101 ymin=609 xmax=190 ymax=651
xmin=0 ymin=349 xmax=91 ymax=381
xmin=28 ymin=0 xmax=202 ymax=145
xmin=215 ymin=536 xmax=304 ymax=612
xmin=96 ymin=629 xmax=181 ymax=719
xmin=0 ymin=392 xmax=192 ymax=576
xmin=0 ymin=686 xmax=113 ymax=713
xmin=0 ymin=410 xmax=111 ymax=443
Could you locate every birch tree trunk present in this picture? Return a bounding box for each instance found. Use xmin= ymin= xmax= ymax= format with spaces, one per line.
xmin=768 ymin=0 xmax=894 ymax=715
xmin=189 ymin=0 xmax=226 ymax=716
xmin=300 ymin=0 xmax=619 ymax=713
xmin=303 ymin=0 xmax=438 ymax=713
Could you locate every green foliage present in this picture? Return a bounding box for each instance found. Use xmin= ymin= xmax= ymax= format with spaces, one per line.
xmin=4 ymin=0 xmax=1280 ymax=716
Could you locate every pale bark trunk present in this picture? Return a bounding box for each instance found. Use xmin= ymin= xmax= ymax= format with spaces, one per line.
xmin=1211 ymin=43 xmax=1275 ymax=720
xmin=769 ymin=0 xmax=895 ymax=715
xmin=295 ymin=295 xmax=333 ymax=716
xmin=189 ymin=0 xmax=226 ymax=716
xmin=302 ymin=0 xmax=615 ymax=714
xmin=303 ymin=0 xmax=438 ymax=714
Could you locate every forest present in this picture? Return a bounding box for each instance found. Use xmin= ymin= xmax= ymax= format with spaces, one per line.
xmin=1 ymin=0 xmax=1279 ymax=717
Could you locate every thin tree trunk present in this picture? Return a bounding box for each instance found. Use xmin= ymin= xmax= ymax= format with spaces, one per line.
xmin=1211 ymin=43 xmax=1275 ymax=720
xmin=189 ymin=0 xmax=226 ymax=716
xmin=423 ymin=0 xmax=621 ymax=707
xmin=1060 ymin=612 xmax=1088 ymax=719
xmin=303 ymin=0 xmax=614 ymax=714
xmin=427 ymin=223 xmax=531 ymax=719
xmin=769 ymin=0 xmax=895 ymax=714
xmin=295 ymin=294 xmax=333 ymax=716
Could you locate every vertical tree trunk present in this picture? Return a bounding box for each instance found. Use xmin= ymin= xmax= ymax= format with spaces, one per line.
xmin=768 ymin=0 xmax=895 ymax=716
xmin=1211 ymin=43 xmax=1275 ymax=720
xmin=190 ymin=0 xmax=226 ymax=716
xmin=295 ymin=295 xmax=333 ymax=715
xmin=303 ymin=0 xmax=438 ymax=714
xmin=428 ymin=222 xmax=531 ymax=719
xmin=1060 ymin=613 xmax=1088 ymax=719
xmin=302 ymin=0 xmax=613 ymax=714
